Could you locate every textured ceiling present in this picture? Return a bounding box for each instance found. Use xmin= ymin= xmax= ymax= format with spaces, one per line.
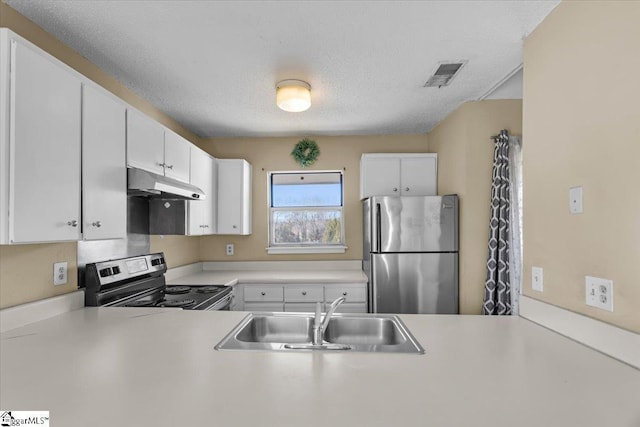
xmin=4 ymin=0 xmax=559 ymax=138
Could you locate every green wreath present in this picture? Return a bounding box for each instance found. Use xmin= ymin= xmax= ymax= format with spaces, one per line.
xmin=291 ymin=138 xmax=319 ymax=168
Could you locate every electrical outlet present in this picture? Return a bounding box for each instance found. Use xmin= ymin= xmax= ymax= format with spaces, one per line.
xmin=53 ymin=262 xmax=68 ymax=286
xmin=531 ymin=266 xmax=544 ymax=292
xmin=585 ymin=276 xmax=613 ymax=312
xmin=226 ymin=244 xmax=234 ymax=256
xmin=569 ymin=186 xmax=583 ymax=214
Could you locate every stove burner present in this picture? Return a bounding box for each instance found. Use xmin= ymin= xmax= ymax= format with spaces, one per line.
xmin=164 ymin=286 xmax=191 ymax=295
xmin=125 ymin=300 xmax=158 ymax=308
xmin=160 ymin=299 xmax=196 ymax=308
xmin=195 ymin=286 xmax=225 ymax=294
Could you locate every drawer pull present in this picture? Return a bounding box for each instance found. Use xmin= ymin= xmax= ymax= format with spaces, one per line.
xmin=343 ymin=292 xmax=348 ymax=296
xmin=261 ymin=292 xmax=266 ymax=296
xmin=302 ymin=291 xmax=307 ymax=296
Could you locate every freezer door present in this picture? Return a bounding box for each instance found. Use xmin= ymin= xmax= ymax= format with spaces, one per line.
xmin=374 ymin=195 xmax=458 ymax=253
xmin=371 ymin=253 xmax=458 ymax=314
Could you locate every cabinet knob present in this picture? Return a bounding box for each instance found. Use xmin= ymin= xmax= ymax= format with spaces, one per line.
xmin=302 ymin=291 xmax=307 ymax=296
xmin=166 ymin=164 xmax=174 ymax=170
xmin=405 ymin=187 xmax=410 ymax=192
xmin=92 ymin=221 xmax=102 ymax=228
xmin=232 ymin=225 xmax=237 ymax=229
xmin=343 ymin=292 xmax=348 ymax=296
xmin=261 ymin=292 xmax=266 ymax=296
xmin=204 ymin=224 xmax=209 ymax=228
xmin=67 ymin=220 xmax=78 ymax=227
xmin=393 ymin=188 xmax=398 ymax=192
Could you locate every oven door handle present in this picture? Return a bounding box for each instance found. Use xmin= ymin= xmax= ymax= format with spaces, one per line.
xmin=206 ymin=293 xmax=232 ymax=311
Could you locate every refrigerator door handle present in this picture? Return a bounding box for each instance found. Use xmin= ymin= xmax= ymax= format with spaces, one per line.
xmin=374 ymin=203 xmax=382 ymax=253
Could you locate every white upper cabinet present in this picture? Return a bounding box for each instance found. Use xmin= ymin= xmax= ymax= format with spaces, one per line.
xmin=82 ymin=84 xmax=127 ymax=241
xmin=163 ymin=129 xmax=191 ymax=183
xmin=126 ymin=109 xmax=165 ymax=175
xmin=188 ymin=147 xmax=217 ymax=235
xmin=360 ymin=153 xmax=437 ymax=199
xmin=1 ymin=35 xmax=82 ymax=243
xmin=217 ymin=159 xmax=252 ymax=235
xmin=400 ymin=156 xmax=437 ymax=196
xmin=126 ymin=110 xmax=191 ymax=183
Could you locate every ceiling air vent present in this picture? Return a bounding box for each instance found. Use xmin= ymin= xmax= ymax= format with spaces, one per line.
xmin=424 ymin=61 xmax=467 ymax=88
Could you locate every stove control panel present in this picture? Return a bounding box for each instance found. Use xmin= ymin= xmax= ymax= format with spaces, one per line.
xmin=86 ymin=253 xmax=167 ymax=287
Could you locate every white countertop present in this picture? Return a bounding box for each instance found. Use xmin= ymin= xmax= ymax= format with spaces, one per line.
xmin=1 ymin=308 xmax=639 ymax=426
xmin=167 ymin=269 xmax=368 ymax=287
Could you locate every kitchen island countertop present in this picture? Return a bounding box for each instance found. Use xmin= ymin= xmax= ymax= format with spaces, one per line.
xmin=1 ymin=308 xmax=639 ymax=427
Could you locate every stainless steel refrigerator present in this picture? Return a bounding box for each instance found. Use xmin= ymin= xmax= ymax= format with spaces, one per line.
xmin=363 ymin=195 xmax=459 ymax=314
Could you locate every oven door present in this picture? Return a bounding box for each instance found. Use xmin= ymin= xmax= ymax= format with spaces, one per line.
xmin=205 ymin=293 xmax=232 ymax=311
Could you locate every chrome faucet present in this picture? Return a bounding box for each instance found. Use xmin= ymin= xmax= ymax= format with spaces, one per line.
xmin=312 ymin=297 xmax=346 ymax=346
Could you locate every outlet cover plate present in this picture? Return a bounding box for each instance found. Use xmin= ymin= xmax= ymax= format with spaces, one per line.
xmin=53 ymin=262 xmax=68 ymax=286
xmin=531 ymin=266 xmax=544 ymax=292
xmin=226 ymin=244 xmax=234 ymax=256
xmin=569 ymin=186 xmax=583 ymax=214
xmin=585 ymin=276 xmax=613 ymax=312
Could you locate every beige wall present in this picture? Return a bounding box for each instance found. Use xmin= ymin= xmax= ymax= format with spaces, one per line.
xmin=523 ymin=1 xmax=640 ymax=332
xmin=198 ymin=135 xmax=429 ymax=261
xmin=0 ymin=3 xmax=200 ymax=308
xmin=429 ymin=100 xmax=523 ymax=315
xmin=150 ymin=236 xmax=200 ymax=269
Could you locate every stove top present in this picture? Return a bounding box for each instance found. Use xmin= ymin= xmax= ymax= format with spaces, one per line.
xmin=121 ymin=285 xmax=231 ymax=310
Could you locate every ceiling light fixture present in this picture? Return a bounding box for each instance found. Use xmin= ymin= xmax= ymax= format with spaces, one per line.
xmin=276 ymin=79 xmax=311 ymax=112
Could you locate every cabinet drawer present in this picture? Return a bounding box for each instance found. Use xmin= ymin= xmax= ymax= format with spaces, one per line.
xmin=284 ymin=303 xmax=319 ymax=313
xmin=244 ymin=285 xmax=284 ymax=302
xmin=244 ymin=303 xmax=284 ymax=312
xmin=284 ymin=286 xmax=324 ymax=303
xmin=325 ymin=285 xmax=366 ymax=303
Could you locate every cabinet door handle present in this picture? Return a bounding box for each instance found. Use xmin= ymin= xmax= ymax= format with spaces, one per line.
xmin=92 ymin=221 xmax=102 ymax=228
xmin=404 ymin=187 xmax=410 ymax=192
xmin=232 ymin=225 xmax=237 ymax=229
xmin=393 ymin=188 xmax=398 ymax=192
xmin=343 ymin=292 xmax=348 ymax=296
xmin=67 ymin=220 xmax=78 ymax=227
xmin=261 ymin=292 xmax=266 ymax=296
xmin=302 ymin=291 xmax=307 ymax=296
xmin=166 ymin=164 xmax=174 ymax=170
xmin=157 ymin=162 xmax=166 ymax=167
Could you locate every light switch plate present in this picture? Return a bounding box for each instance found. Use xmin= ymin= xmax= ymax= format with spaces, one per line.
xmin=569 ymin=186 xmax=583 ymax=214
xmin=531 ymin=266 xmax=544 ymax=292
xmin=585 ymin=276 xmax=613 ymax=312
xmin=53 ymin=262 xmax=67 ymax=286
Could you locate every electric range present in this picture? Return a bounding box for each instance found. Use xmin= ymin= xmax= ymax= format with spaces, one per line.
xmin=84 ymin=253 xmax=232 ymax=311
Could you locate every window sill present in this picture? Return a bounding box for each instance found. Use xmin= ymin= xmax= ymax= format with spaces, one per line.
xmin=266 ymin=246 xmax=347 ymax=255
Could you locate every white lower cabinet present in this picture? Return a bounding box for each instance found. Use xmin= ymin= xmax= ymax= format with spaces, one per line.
xmin=234 ymin=283 xmax=367 ymax=313
xmin=244 ymin=303 xmax=285 ymax=312
xmin=285 ymin=303 xmax=319 ymax=313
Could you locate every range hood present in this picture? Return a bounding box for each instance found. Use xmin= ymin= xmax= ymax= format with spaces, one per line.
xmin=127 ymin=168 xmax=205 ymax=201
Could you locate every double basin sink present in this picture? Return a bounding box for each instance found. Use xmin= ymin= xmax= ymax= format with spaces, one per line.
xmin=215 ymin=312 xmax=424 ymax=354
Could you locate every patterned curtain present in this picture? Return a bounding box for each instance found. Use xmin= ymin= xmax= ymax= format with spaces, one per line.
xmin=482 ymin=129 xmax=511 ymax=315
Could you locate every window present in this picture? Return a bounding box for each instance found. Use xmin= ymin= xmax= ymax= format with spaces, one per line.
xmin=268 ymin=171 xmax=345 ymax=254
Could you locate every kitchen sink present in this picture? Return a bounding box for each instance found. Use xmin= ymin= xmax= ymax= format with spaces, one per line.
xmin=215 ymin=312 xmax=424 ymax=354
